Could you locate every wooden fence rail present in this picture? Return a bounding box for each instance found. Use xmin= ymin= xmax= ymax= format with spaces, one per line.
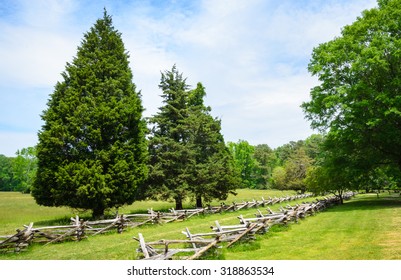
xmin=1 ymin=192 xmax=314 ymax=253
xmin=134 ymin=192 xmax=356 ymax=260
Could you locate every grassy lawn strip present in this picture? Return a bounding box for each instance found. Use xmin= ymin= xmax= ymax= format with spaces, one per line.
xmin=223 ymin=193 xmax=401 ymax=260
xmin=1 ymin=191 xmax=400 ymax=260
xmin=0 ymin=189 xmax=295 ymax=259
xmin=0 ymin=189 xmax=295 ymax=235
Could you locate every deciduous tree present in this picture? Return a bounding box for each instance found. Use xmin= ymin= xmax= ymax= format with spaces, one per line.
xmin=302 ymin=0 xmax=401 ymax=175
xmin=227 ymin=140 xmax=258 ymax=188
xmin=12 ymin=147 xmax=37 ymax=193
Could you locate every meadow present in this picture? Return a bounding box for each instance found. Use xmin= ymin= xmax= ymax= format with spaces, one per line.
xmin=0 ymin=190 xmax=400 ymax=260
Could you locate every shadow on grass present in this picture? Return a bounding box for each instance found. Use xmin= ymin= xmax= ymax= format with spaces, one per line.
xmin=33 ymin=216 xmax=76 ymax=227
xmin=327 ymin=194 xmax=401 ymax=213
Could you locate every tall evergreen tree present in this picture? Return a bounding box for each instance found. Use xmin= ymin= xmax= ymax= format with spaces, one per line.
xmin=145 ymin=66 xmax=239 ymax=209
xmin=186 ymin=83 xmax=239 ymax=207
xmin=146 ymin=65 xmax=192 ymax=210
xmin=32 ymin=10 xmax=148 ymax=218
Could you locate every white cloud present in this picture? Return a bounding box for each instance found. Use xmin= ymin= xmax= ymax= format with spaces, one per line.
xmin=0 ymin=25 xmax=78 ymax=88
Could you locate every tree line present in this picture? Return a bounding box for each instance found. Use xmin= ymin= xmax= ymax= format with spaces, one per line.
xmin=0 ymin=147 xmax=37 ymax=193
xmin=227 ymin=135 xmax=323 ymax=192
xmin=3 ymin=130 xmax=397 ymax=204
xmin=0 ymin=135 xmax=323 ymax=194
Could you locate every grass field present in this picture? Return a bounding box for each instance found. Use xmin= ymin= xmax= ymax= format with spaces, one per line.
xmin=1 ymin=190 xmax=400 ymax=260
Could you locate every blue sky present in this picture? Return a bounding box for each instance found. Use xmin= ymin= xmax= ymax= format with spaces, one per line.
xmin=0 ymin=0 xmax=378 ymax=157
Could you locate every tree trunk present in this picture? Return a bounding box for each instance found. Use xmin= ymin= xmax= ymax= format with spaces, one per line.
xmin=196 ymin=196 xmax=203 ymax=208
xmin=175 ymin=197 xmax=183 ymax=210
xmin=92 ymin=206 xmax=105 ymax=220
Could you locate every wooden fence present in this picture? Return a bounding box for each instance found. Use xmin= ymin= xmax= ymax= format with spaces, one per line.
xmin=134 ymin=192 xmax=356 ymax=260
xmin=0 ymin=193 xmax=313 ymax=253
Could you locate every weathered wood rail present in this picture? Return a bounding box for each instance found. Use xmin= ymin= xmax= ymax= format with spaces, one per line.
xmin=135 ymin=192 xmax=356 ymax=260
xmin=0 ymin=193 xmax=313 ymax=253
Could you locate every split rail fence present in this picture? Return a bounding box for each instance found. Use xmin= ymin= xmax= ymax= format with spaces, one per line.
xmin=134 ymin=192 xmax=356 ymax=260
xmin=0 ymin=193 xmax=312 ymax=253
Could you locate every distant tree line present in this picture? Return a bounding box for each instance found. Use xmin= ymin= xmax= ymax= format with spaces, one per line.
xmin=226 ymin=134 xmax=324 ymax=192
xmin=2 ymin=130 xmax=396 ymax=199
xmin=0 ymin=147 xmax=37 ymax=192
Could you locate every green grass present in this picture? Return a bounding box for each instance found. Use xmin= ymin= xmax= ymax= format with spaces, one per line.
xmin=1 ymin=191 xmax=400 ymax=260
xmin=223 ymin=193 xmax=401 ymax=260
xmin=0 ymin=189 xmax=294 ymax=235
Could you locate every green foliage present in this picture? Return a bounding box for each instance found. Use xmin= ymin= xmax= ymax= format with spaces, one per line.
xmin=0 ymin=155 xmax=14 ymax=191
xmin=271 ymin=148 xmax=313 ymax=192
xmin=0 ymin=147 xmax=37 ymax=193
xmin=304 ymin=134 xmax=360 ymax=203
xmin=12 ymin=147 xmax=37 ymax=193
xmin=271 ymin=166 xmax=286 ymax=190
xmin=282 ymin=148 xmax=313 ymax=193
xmin=145 ymin=66 xmax=193 ymax=209
xmin=302 ymin=0 xmax=401 ymax=176
xmin=227 ymin=140 xmax=259 ymax=188
xmin=145 ymin=66 xmax=239 ymax=209
xmin=274 ymin=140 xmax=304 ymax=166
xmin=186 ymin=83 xmax=240 ymax=206
xmin=32 ymin=10 xmax=148 ymax=218
xmin=225 ymin=136 xmax=322 ymax=191
xmin=253 ymin=144 xmax=276 ymax=189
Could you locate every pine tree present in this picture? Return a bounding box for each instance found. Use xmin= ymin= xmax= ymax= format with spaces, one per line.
xmin=186 ymin=83 xmax=239 ymax=207
xmin=145 ymin=66 xmax=239 ymax=209
xmin=145 ymin=65 xmax=192 ymax=210
xmin=32 ymin=10 xmax=148 ymax=218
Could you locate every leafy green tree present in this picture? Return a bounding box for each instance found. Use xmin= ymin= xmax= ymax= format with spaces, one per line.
xmin=360 ymin=166 xmax=400 ymax=194
xmin=227 ymin=140 xmax=258 ymax=188
xmin=274 ymin=140 xmax=304 ymax=166
xmin=302 ymin=0 xmax=401 ymax=175
xmin=0 ymin=155 xmax=14 ymax=191
xmin=282 ymin=148 xmax=313 ymax=193
xmin=253 ymin=144 xmax=276 ymax=189
xmin=32 ymin=10 xmax=148 ymax=218
xmin=305 ymin=145 xmax=357 ymax=204
xmin=271 ymin=166 xmax=286 ymax=190
xmin=12 ymin=147 xmax=37 ymax=193
xmin=304 ymin=134 xmax=325 ymax=161
xmin=270 ymin=148 xmax=313 ymax=192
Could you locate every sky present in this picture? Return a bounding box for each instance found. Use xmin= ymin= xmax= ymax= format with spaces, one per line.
xmin=0 ymin=0 xmax=378 ymax=157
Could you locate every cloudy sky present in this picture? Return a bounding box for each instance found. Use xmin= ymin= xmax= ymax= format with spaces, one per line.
xmin=0 ymin=0 xmax=378 ymax=157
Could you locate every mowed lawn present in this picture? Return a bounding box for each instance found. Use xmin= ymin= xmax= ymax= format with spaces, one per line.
xmin=1 ymin=191 xmax=400 ymax=260
xmin=224 ymin=193 xmax=401 ymax=260
xmin=0 ymin=189 xmax=294 ymax=234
